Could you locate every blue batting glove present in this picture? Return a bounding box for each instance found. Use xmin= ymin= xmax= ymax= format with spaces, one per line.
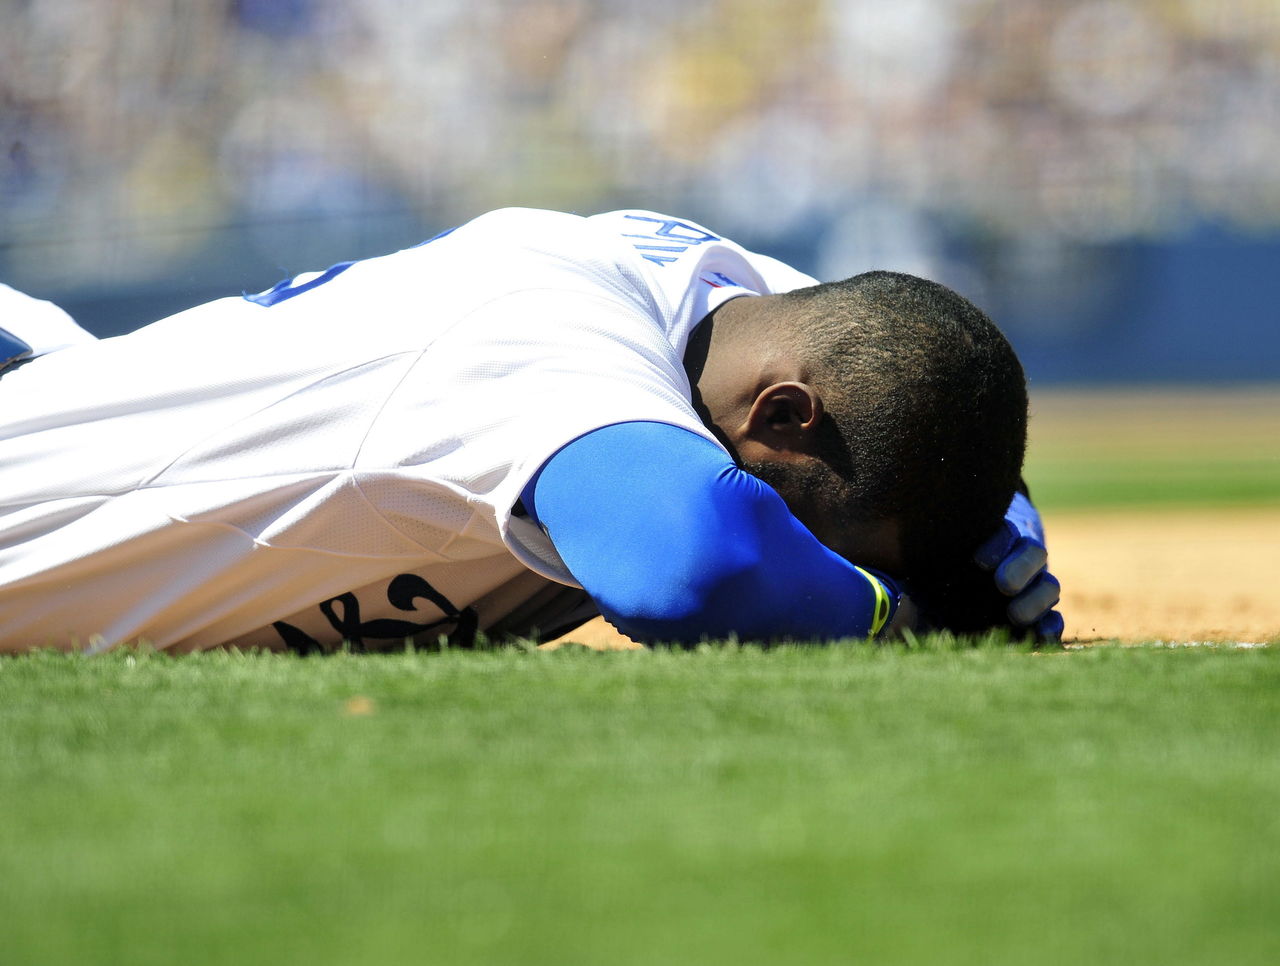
xmin=974 ymin=492 xmax=1064 ymax=641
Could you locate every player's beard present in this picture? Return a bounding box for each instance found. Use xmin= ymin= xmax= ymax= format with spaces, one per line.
xmin=741 ymin=457 xmax=865 ymax=538
xmin=743 ymin=457 xmax=904 ymax=575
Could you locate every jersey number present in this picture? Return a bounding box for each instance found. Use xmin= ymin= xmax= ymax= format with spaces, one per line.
xmin=273 ymin=573 xmax=478 ymax=654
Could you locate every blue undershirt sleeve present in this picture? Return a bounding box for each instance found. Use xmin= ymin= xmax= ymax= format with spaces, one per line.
xmin=520 ymin=421 xmax=899 ymax=643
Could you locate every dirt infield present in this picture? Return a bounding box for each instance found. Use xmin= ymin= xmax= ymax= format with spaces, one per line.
xmin=1049 ymin=505 xmax=1279 ymax=643
xmin=547 ymin=505 xmax=1280 ymax=649
xmin=1028 ymin=389 xmax=1278 ymax=642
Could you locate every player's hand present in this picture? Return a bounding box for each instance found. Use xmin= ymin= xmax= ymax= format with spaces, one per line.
xmin=973 ymin=492 xmax=1063 ymax=641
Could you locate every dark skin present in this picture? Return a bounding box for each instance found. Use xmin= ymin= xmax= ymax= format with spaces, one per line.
xmin=682 ymin=293 xmax=1058 ymax=641
xmin=681 ymin=294 xmax=905 ymax=578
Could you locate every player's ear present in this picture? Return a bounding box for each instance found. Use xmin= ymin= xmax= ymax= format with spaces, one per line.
xmin=742 ymin=382 xmax=825 ymax=451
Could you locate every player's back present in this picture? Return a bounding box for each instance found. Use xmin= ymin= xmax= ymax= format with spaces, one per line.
xmin=0 ymin=206 xmax=814 ymax=651
xmin=0 ymin=210 xmax=622 ymax=509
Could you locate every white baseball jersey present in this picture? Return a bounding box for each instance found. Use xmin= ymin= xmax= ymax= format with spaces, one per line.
xmin=0 ymin=209 xmax=816 ymax=653
xmin=0 ymin=283 xmax=96 ymax=356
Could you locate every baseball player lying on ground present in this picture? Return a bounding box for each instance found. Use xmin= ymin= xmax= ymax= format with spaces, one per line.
xmin=0 ymin=208 xmax=1061 ymax=653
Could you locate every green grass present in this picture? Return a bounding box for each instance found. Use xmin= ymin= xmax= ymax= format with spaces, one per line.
xmin=3 ymin=643 xmax=1278 ymax=966
xmin=1023 ymin=454 xmax=1280 ymax=511
xmin=1020 ymin=389 xmax=1280 ymax=512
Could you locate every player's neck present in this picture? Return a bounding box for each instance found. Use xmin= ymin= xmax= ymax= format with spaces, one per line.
xmin=684 ymin=294 xmax=803 ymax=457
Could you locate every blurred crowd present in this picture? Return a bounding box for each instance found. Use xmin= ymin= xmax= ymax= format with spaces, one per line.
xmin=3 ymin=0 xmax=1279 ymax=293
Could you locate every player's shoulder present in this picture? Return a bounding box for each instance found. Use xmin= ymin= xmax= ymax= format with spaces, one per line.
xmin=456 ymin=207 xmax=729 ymax=254
xmin=437 ymin=208 xmax=628 ymax=271
xmin=584 ymin=209 xmax=732 ymax=254
xmin=454 ymin=207 xmax=593 ymax=245
xmin=586 ymin=208 xmax=724 ymax=235
xmin=443 ymin=207 xmax=814 ymax=295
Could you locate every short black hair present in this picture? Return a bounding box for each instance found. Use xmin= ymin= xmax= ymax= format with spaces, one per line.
xmin=779 ymin=270 xmax=1027 ymax=578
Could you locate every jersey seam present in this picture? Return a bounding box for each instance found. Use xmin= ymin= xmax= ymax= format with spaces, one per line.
xmin=346 ymin=284 xmax=684 ymax=552
xmin=161 ymin=513 xmax=439 ymax=562
xmin=134 ymin=351 xmax=422 ymax=490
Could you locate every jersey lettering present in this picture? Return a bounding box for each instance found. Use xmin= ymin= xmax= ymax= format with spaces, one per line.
xmin=621 ymin=214 xmax=720 ymax=266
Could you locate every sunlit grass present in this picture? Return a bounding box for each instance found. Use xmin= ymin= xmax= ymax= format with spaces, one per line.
xmin=2 ymin=642 xmax=1276 ymax=966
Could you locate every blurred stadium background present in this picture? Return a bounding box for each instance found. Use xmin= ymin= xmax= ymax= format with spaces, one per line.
xmin=3 ymin=0 xmax=1279 ymax=384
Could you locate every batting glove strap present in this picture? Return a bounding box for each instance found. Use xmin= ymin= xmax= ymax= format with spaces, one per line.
xmin=855 ymin=567 xmax=901 ymax=638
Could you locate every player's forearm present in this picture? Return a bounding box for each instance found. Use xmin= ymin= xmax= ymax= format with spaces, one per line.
xmin=523 ymin=421 xmax=899 ymax=643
